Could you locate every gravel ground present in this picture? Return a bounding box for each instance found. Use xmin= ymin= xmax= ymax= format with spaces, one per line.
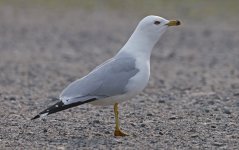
xmin=0 ymin=4 xmax=239 ymax=150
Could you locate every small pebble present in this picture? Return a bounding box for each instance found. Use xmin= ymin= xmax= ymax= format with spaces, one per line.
xmin=150 ymin=140 xmax=157 ymax=144
xmin=233 ymin=92 xmax=239 ymax=96
xmin=208 ymin=100 xmax=215 ymax=105
xmin=9 ymin=97 xmax=16 ymax=101
xmin=204 ymin=109 xmax=210 ymax=113
xmin=190 ymin=133 xmax=199 ymax=138
xmin=223 ymin=108 xmax=231 ymax=114
xmin=211 ymin=125 xmax=216 ymax=129
xmin=140 ymin=123 xmax=146 ymax=127
xmin=158 ymin=100 xmax=165 ymax=103
xmin=169 ymin=116 xmax=177 ymax=120
xmin=236 ymin=102 xmax=239 ymax=107
xmin=223 ymin=97 xmax=230 ymax=101
xmin=57 ymin=146 xmax=65 ymax=150
xmin=93 ymin=120 xmax=100 ymax=124
xmin=212 ymin=142 xmax=225 ymax=147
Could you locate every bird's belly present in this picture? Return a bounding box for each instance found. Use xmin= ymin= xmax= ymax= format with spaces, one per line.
xmin=89 ymin=93 xmax=137 ymax=105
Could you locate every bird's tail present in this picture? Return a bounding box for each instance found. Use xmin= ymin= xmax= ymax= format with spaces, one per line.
xmin=31 ymin=98 xmax=96 ymax=120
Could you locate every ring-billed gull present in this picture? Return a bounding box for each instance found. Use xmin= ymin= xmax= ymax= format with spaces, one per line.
xmin=31 ymin=15 xmax=180 ymax=136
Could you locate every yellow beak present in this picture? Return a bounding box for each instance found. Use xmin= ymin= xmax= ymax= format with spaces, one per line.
xmin=166 ymin=20 xmax=181 ymax=26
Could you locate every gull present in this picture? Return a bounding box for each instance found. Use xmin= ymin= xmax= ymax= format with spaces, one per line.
xmin=31 ymin=15 xmax=180 ymax=136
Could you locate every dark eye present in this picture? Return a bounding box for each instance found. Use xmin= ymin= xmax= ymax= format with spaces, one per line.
xmin=154 ymin=21 xmax=161 ymax=25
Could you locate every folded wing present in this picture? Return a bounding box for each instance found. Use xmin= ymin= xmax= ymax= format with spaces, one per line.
xmin=60 ymin=56 xmax=139 ymax=105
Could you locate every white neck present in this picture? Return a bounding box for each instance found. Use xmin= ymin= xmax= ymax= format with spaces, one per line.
xmin=116 ymin=27 xmax=166 ymax=60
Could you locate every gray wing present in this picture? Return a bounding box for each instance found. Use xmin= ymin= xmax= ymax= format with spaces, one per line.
xmin=60 ymin=57 xmax=139 ymax=104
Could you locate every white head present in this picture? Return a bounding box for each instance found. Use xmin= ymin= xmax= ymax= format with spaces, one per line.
xmin=136 ymin=15 xmax=180 ymax=41
xmin=118 ymin=15 xmax=180 ymax=58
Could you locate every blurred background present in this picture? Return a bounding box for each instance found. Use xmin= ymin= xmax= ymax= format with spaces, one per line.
xmin=0 ymin=0 xmax=239 ymax=149
xmin=1 ymin=0 xmax=239 ymax=25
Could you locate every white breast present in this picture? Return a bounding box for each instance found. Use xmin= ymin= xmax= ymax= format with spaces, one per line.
xmin=125 ymin=57 xmax=150 ymax=94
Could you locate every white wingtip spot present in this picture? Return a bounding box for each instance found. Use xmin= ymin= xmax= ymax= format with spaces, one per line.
xmin=40 ymin=113 xmax=48 ymax=118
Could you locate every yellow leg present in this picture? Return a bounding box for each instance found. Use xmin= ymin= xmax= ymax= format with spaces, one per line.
xmin=114 ymin=103 xmax=128 ymax=136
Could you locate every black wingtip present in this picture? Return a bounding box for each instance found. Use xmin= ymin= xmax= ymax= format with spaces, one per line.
xmin=31 ymin=114 xmax=40 ymax=120
xmin=31 ymin=98 xmax=97 ymax=120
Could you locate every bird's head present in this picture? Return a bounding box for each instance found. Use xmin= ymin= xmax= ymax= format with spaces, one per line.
xmin=118 ymin=15 xmax=181 ymax=58
xmin=136 ymin=15 xmax=180 ymax=40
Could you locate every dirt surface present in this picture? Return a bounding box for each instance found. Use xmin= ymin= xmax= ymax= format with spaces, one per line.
xmin=0 ymin=3 xmax=239 ymax=150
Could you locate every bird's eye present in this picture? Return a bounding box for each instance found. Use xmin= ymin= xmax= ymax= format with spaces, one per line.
xmin=154 ymin=21 xmax=161 ymax=25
